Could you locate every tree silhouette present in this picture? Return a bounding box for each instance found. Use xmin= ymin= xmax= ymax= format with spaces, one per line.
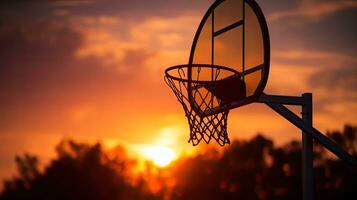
xmin=1 ymin=125 xmax=356 ymax=200
xmin=0 ymin=140 xmax=160 ymax=200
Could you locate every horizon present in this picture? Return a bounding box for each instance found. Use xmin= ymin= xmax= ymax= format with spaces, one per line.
xmin=1 ymin=126 xmax=356 ymax=199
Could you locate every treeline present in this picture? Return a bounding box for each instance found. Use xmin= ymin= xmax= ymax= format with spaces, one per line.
xmin=1 ymin=125 xmax=356 ymax=200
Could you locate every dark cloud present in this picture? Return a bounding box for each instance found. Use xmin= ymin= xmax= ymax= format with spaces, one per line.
xmin=292 ymin=8 xmax=356 ymax=54
xmin=252 ymin=0 xmax=356 ymax=58
xmin=0 ymin=0 xmax=54 ymax=19
xmin=0 ymin=17 xmax=145 ymax=133
xmin=307 ymin=65 xmax=357 ymax=115
xmin=79 ymin=0 xmax=211 ymax=17
xmin=257 ymin=0 xmax=299 ymax=14
xmin=309 ymin=66 xmax=357 ymax=92
xmin=120 ymin=49 xmax=155 ymax=73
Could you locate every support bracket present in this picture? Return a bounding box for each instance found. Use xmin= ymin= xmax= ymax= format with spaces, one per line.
xmin=258 ymin=92 xmax=357 ymax=200
xmin=258 ymin=93 xmax=357 ymax=167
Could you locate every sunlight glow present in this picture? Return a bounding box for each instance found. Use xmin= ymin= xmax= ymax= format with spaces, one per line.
xmin=142 ymin=146 xmax=177 ymax=167
xmin=156 ymin=127 xmax=180 ymax=146
xmin=103 ymin=138 xmax=120 ymax=149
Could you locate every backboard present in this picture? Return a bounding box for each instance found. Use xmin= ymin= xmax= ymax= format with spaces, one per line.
xmin=188 ymin=0 xmax=270 ymax=116
xmin=164 ymin=0 xmax=270 ymax=145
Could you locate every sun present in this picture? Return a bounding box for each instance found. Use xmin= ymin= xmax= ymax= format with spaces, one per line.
xmin=142 ymin=146 xmax=177 ymax=167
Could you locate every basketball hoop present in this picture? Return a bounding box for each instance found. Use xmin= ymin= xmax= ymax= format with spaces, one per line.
xmin=164 ymin=0 xmax=270 ymax=146
xmin=165 ymin=64 xmax=239 ymax=146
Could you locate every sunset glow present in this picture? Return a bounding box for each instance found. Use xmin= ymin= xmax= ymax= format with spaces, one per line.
xmin=141 ymin=146 xmax=177 ymax=167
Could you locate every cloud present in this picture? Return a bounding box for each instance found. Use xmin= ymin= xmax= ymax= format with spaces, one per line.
xmin=269 ymin=0 xmax=357 ymax=21
xmin=0 ymin=0 xmax=94 ymax=11
xmin=0 ymin=12 xmax=191 ymax=137
xmin=130 ymin=16 xmax=199 ymax=71
xmin=51 ymin=0 xmax=95 ymax=7
xmin=73 ymin=15 xmax=199 ymax=73
xmin=71 ymin=15 xmax=121 ymax=26
xmin=0 ymin=17 xmax=137 ymax=133
xmin=266 ymin=4 xmax=357 ymax=57
xmin=309 ymin=66 xmax=357 ymax=92
xmin=74 ymin=28 xmax=139 ymax=72
xmin=265 ymin=46 xmax=357 ymax=129
xmin=129 ymin=16 xmax=199 ymax=49
xmin=273 ymin=49 xmax=357 ymax=68
xmin=269 ymin=49 xmax=357 ymax=96
xmin=275 ymin=50 xmax=357 ymax=63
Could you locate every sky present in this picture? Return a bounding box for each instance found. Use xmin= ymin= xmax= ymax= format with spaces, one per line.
xmin=0 ymin=0 xmax=356 ymax=183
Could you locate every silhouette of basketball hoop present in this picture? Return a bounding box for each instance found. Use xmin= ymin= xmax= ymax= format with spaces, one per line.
xmin=164 ymin=1 xmax=356 ymax=199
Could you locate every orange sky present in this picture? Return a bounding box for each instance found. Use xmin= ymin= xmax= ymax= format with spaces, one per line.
xmin=0 ymin=0 xmax=356 ymax=185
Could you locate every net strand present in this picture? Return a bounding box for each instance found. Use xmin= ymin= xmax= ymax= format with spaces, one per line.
xmin=165 ymin=65 xmax=231 ymax=146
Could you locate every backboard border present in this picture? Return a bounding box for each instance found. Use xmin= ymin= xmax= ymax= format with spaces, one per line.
xmin=188 ymin=0 xmax=270 ymax=113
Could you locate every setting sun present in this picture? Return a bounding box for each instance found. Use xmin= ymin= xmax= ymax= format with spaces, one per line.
xmin=142 ymin=146 xmax=177 ymax=167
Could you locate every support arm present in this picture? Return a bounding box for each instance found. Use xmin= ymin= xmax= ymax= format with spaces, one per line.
xmin=265 ymin=102 xmax=357 ymax=167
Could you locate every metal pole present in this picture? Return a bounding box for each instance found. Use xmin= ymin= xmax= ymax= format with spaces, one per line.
xmin=264 ymin=98 xmax=357 ymax=167
xmin=302 ymin=93 xmax=314 ymax=200
xmin=260 ymin=93 xmax=357 ymax=199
